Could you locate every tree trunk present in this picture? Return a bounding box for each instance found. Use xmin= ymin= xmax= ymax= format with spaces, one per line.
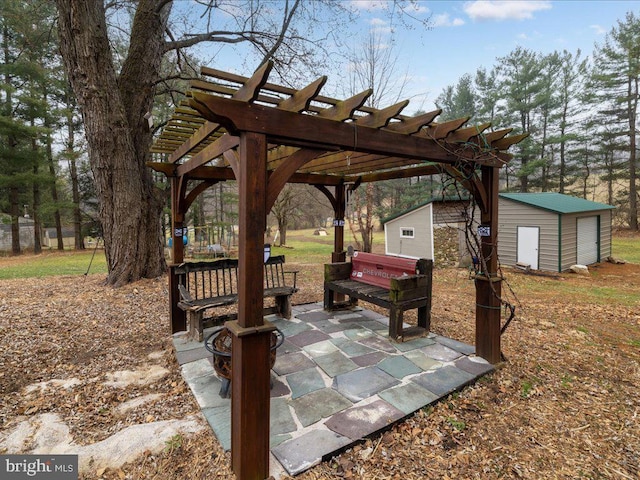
xmin=56 ymin=0 xmax=168 ymax=285
xmin=277 ymin=216 xmax=287 ymax=246
xmin=31 ymin=132 xmax=42 ymax=254
xmin=63 ymin=82 xmax=84 ymax=250
xmin=10 ymin=186 xmax=20 ymax=255
xmin=627 ymin=75 xmax=638 ymax=230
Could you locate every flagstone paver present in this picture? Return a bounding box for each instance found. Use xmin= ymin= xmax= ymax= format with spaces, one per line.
xmin=421 ymin=342 xmax=464 ymax=362
xmin=377 ymin=355 xmax=423 ymax=379
xmin=286 ymin=367 xmax=326 ymax=399
xmin=325 ymin=399 xmax=405 ymax=440
xmin=412 ymin=365 xmax=477 ymax=396
xmin=272 ymin=429 xmax=351 ymax=476
xmin=332 ymin=366 xmax=399 ymax=402
xmin=290 ymin=388 xmax=352 ymax=427
xmin=313 ymin=350 xmax=358 ymax=377
xmin=287 ymin=330 xmax=331 ymax=348
xmin=273 ymin=351 xmax=316 ymax=376
xmin=379 ymin=382 xmax=439 ymax=414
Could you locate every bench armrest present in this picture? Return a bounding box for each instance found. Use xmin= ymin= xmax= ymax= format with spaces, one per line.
xmin=284 ymin=270 xmax=299 ymax=289
xmin=324 ymin=262 xmax=352 ymax=282
xmin=178 ymin=284 xmax=194 ymax=304
xmin=389 ymin=274 xmax=431 ymax=302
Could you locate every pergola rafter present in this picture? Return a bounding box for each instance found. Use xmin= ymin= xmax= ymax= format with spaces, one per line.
xmin=149 ymin=61 xmax=527 ymax=480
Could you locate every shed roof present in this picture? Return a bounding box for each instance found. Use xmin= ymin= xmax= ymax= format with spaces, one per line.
xmin=499 ymin=192 xmax=615 ymax=214
xmin=381 ymin=194 xmax=469 ymax=224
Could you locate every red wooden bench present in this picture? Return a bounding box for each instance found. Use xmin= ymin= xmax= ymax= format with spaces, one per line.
xmin=324 ymin=252 xmax=433 ymax=341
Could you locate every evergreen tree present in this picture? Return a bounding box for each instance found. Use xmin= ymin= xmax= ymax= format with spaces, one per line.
xmin=590 ymin=11 xmax=640 ymax=229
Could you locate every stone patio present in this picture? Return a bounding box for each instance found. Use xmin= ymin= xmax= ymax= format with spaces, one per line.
xmin=173 ymin=303 xmax=494 ymax=477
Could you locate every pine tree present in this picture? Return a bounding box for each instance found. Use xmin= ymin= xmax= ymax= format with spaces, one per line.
xmin=590 ymin=11 xmax=640 ymax=229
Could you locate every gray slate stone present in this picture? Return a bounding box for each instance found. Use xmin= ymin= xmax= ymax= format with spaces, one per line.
xmin=377 ymin=355 xmax=423 ymax=379
xmin=313 ymin=350 xmax=358 ymax=377
xmin=272 ymin=429 xmax=351 ymax=476
xmin=273 ymin=351 xmax=316 ymax=376
xmin=324 ymin=399 xmax=405 ymax=440
xmin=286 ymin=367 xmax=326 ymax=399
xmin=379 ymin=382 xmax=439 ymax=414
xmin=412 ymin=365 xmax=476 ymax=397
xmin=290 ymin=388 xmax=353 ymax=427
xmin=332 ymin=366 xmax=399 ymax=402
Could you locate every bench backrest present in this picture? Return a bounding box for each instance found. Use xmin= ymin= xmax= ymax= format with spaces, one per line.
xmin=350 ymin=252 xmax=422 ymax=289
xmin=176 ymin=255 xmax=289 ymax=300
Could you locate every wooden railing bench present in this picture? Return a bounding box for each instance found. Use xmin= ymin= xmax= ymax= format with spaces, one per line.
xmin=176 ymin=255 xmax=298 ymax=341
xmin=324 ymin=252 xmax=433 ymax=342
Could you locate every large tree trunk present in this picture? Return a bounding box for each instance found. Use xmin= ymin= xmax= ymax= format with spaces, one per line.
xmin=56 ymin=0 xmax=168 ymax=285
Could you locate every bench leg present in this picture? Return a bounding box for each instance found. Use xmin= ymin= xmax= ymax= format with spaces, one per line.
xmin=417 ymin=305 xmax=430 ymax=331
xmin=389 ymin=306 xmax=404 ymax=342
xmin=324 ymin=286 xmax=334 ymax=310
xmin=187 ymin=311 xmax=204 ymax=342
xmin=275 ymin=295 xmax=292 ymax=319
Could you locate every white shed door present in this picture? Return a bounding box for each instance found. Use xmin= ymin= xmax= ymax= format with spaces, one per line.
xmin=517 ymin=226 xmax=539 ymax=270
xmin=577 ymin=216 xmax=598 ymax=265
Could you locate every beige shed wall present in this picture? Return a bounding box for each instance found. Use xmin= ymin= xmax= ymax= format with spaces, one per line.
xmin=559 ymin=210 xmax=612 ymax=271
xmin=384 ymin=204 xmax=434 ymax=260
xmin=498 ymin=198 xmax=559 ymax=271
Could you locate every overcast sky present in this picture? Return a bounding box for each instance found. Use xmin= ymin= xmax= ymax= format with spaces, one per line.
xmin=353 ymin=0 xmax=639 ymax=112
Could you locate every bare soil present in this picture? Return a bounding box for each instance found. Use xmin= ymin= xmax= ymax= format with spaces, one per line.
xmin=0 ymin=239 xmax=638 ymax=479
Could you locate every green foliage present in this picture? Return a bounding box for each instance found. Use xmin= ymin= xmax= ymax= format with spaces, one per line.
xmin=446 ymin=417 xmax=466 ymax=431
xmin=520 ymin=379 xmax=534 ymax=398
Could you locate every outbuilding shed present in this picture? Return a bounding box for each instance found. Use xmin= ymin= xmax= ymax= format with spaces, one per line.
xmin=383 ymin=201 xmax=434 ymax=260
xmin=498 ymin=193 xmax=615 ymax=272
xmin=382 ymin=196 xmax=473 ymax=263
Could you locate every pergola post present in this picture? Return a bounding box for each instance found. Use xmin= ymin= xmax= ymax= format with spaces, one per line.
xmin=332 ymin=183 xmax=346 ymax=263
xmin=169 ymin=177 xmax=186 ymax=334
xmin=229 ymin=131 xmax=274 ymax=479
xmin=475 ymin=165 xmax=502 ymax=364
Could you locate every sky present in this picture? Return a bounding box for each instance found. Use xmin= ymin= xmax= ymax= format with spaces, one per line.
xmin=190 ymin=1 xmax=640 ymax=114
xmin=356 ymin=0 xmax=640 ymax=112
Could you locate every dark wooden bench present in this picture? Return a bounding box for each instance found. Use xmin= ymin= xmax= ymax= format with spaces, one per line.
xmin=176 ymin=255 xmax=298 ymax=341
xmin=324 ymin=252 xmax=433 ymax=342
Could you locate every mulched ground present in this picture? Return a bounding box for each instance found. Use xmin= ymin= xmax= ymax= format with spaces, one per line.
xmin=0 ymin=239 xmax=639 ymax=479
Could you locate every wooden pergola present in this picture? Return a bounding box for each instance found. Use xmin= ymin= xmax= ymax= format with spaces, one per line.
xmin=149 ymin=62 xmax=526 ymax=480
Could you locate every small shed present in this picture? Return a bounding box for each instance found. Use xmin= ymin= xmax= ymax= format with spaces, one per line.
xmin=383 ymin=196 xmax=473 ymax=262
xmin=383 ymin=201 xmax=434 ymax=260
xmin=498 ymin=193 xmax=615 ymax=272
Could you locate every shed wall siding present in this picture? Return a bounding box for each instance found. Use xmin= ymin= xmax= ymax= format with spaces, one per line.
xmin=559 ymin=210 xmax=612 ymax=270
xmin=384 ymin=205 xmax=433 ymax=259
xmin=498 ymin=198 xmax=559 ymax=271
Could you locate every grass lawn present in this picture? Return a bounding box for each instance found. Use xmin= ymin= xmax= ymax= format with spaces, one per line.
xmin=0 ymin=249 xmax=107 ymax=279
xmin=0 ymin=229 xmax=636 ymax=279
xmin=612 ymin=235 xmax=640 ymax=263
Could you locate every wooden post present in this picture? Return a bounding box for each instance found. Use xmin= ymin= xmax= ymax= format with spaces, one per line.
xmin=230 ymin=131 xmax=274 ymax=479
xmin=475 ymin=165 xmax=502 ymax=364
xmin=170 ymin=177 xmax=186 ymax=334
xmin=332 ymin=183 xmax=346 ymax=304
